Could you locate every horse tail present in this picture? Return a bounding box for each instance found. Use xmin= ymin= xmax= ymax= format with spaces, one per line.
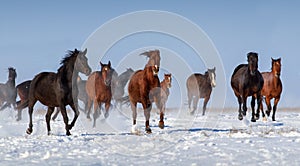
xmin=16 ymin=99 xmax=29 ymax=110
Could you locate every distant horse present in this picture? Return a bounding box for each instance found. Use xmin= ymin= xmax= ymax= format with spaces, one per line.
xmin=154 ymin=73 xmax=172 ymax=123
xmin=260 ymin=58 xmax=282 ymax=121
xmin=186 ymin=67 xmax=216 ymax=115
xmin=0 ymin=67 xmax=17 ymax=111
xmin=128 ymin=50 xmax=162 ymax=133
xmin=231 ymin=52 xmax=264 ymax=122
xmin=112 ymin=68 xmax=134 ymax=108
xmin=85 ymin=61 xmax=113 ymax=127
xmin=18 ymin=48 xmax=91 ymax=136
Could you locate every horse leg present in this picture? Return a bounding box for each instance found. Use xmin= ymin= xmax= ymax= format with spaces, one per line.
xmin=45 ymin=107 xmax=55 ymax=135
xmin=142 ymin=101 xmax=152 ymax=134
xmin=250 ymin=96 xmax=256 ymax=122
xmin=130 ymin=101 xmax=138 ymax=133
xmin=26 ymin=99 xmax=37 ymax=135
xmin=69 ymin=102 xmax=80 ymax=130
xmin=104 ymin=101 xmax=110 ymax=119
xmin=191 ymin=96 xmax=199 ymax=115
xmin=85 ymin=98 xmax=93 ymax=120
xmin=158 ymin=100 xmax=164 ymax=129
xmin=202 ymin=96 xmax=210 ymax=116
xmin=60 ymin=106 xmax=71 ymax=136
xmin=187 ymin=92 xmax=193 ymax=111
xmin=242 ymin=95 xmax=248 ymax=116
xmin=259 ymin=97 xmax=267 ymax=121
xmin=272 ymin=97 xmax=280 ymax=121
xmin=16 ymin=109 xmax=22 ymax=121
xmin=93 ymin=100 xmax=100 ymax=128
xmin=52 ymin=107 xmax=60 ymax=121
xmin=265 ymin=97 xmax=272 ymax=117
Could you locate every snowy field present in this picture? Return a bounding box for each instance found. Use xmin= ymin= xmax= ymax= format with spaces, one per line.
xmin=0 ymin=106 xmax=299 ymax=166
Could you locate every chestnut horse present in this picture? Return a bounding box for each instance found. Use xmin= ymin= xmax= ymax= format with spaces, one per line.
xmin=260 ymin=58 xmax=282 ymax=121
xmin=18 ymin=48 xmax=91 ymax=136
xmin=186 ymin=68 xmax=216 ymax=115
xmin=231 ymin=52 xmax=264 ymax=122
xmin=128 ymin=50 xmax=162 ymax=134
xmin=0 ymin=67 xmax=17 ymax=111
xmin=154 ymin=73 xmax=172 ymax=122
xmin=85 ymin=61 xmax=113 ymax=127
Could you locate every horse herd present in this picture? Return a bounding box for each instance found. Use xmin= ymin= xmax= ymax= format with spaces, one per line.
xmin=0 ymin=49 xmax=282 ymax=135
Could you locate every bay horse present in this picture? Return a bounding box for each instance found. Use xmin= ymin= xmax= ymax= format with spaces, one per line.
xmin=231 ymin=52 xmax=264 ymax=122
xmin=85 ymin=61 xmax=113 ymax=127
xmin=260 ymin=58 xmax=282 ymax=121
xmin=21 ymin=48 xmax=91 ymax=136
xmin=128 ymin=50 xmax=162 ymax=134
xmin=113 ymin=68 xmax=134 ymax=108
xmin=16 ymin=80 xmax=31 ymax=121
xmin=0 ymin=67 xmax=17 ymax=111
xmin=154 ymin=73 xmax=172 ymax=123
xmin=186 ymin=67 xmax=216 ymax=115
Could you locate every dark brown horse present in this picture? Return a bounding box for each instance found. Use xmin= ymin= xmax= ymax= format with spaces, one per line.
xmin=186 ymin=67 xmax=216 ymax=115
xmin=0 ymin=67 xmax=17 ymax=111
xmin=85 ymin=61 xmax=113 ymax=127
xmin=112 ymin=68 xmax=134 ymax=108
xmin=260 ymin=58 xmax=282 ymax=121
xmin=231 ymin=52 xmax=264 ymax=122
xmin=128 ymin=50 xmax=162 ymax=134
xmin=16 ymin=80 xmax=31 ymax=121
xmin=154 ymin=73 xmax=172 ymax=121
xmin=19 ymin=48 xmax=91 ymax=136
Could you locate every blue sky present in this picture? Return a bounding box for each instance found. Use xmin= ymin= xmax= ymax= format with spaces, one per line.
xmin=1 ymin=1 xmax=300 ymax=108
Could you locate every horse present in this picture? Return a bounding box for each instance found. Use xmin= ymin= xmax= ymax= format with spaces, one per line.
xmin=128 ymin=50 xmax=162 ymax=134
xmin=186 ymin=67 xmax=216 ymax=115
xmin=154 ymin=73 xmax=172 ymax=120
xmin=112 ymin=68 xmax=134 ymax=108
xmin=231 ymin=52 xmax=264 ymax=122
xmin=260 ymin=58 xmax=282 ymax=121
xmin=85 ymin=61 xmax=113 ymax=127
xmin=19 ymin=48 xmax=91 ymax=136
xmin=0 ymin=67 xmax=17 ymax=111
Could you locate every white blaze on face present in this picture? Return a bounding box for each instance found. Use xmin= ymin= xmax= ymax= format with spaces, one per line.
xmin=211 ymin=72 xmax=216 ymax=87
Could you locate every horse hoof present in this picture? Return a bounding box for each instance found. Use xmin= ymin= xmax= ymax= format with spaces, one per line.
xmin=26 ymin=128 xmax=32 ymax=135
xmin=16 ymin=118 xmax=21 ymax=121
xmin=158 ymin=121 xmax=164 ymax=129
xmin=266 ymin=111 xmax=271 ymax=116
xmin=242 ymin=111 xmax=246 ymax=116
xmin=104 ymin=112 xmax=109 ymax=119
xmin=238 ymin=114 xmax=243 ymax=121
xmin=145 ymin=127 xmax=152 ymax=134
xmin=190 ymin=111 xmax=195 ymax=115
xmin=255 ymin=115 xmax=259 ymax=120
xmin=131 ymin=125 xmax=139 ymax=134
xmin=251 ymin=118 xmax=256 ymax=122
xmin=262 ymin=117 xmax=267 ymax=122
xmin=66 ymin=131 xmax=71 ymax=136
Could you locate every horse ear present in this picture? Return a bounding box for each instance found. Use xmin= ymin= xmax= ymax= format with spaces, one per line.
xmin=213 ymin=67 xmax=216 ymax=71
xmin=140 ymin=51 xmax=150 ymax=58
xmin=82 ymin=48 xmax=87 ymax=55
xmin=108 ymin=61 xmax=111 ymax=67
xmin=278 ymin=58 xmax=281 ymax=62
xmin=100 ymin=62 xmax=104 ymax=67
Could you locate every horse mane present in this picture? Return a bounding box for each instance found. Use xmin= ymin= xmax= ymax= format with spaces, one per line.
xmin=60 ymin=49 xmax=79 ymax=65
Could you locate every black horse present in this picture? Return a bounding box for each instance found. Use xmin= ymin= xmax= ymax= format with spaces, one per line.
xmin=19 ymin=48 xmax=91 ymax=136
xmin=0 ymin=67 xmax=17 ymax=111
xmin=231 ymin=52 xmax=264 ymax=122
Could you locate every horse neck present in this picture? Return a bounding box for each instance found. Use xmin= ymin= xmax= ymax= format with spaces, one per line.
xmin=144 ymin=67 xmax=159 ymax=86
xmin=58 ymin=63 xmax=78 ymax=89
xmin=160 ymin=80 xmax=168 ymax=91
xmin=6 ymin=77 xmax=16 ymax=87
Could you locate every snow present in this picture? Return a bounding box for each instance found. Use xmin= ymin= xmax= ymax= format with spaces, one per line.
xmin=0 ymin=107 xmax=299 ymax=165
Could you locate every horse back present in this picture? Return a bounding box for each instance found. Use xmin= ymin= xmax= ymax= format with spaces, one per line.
xmin=187 ymin=73 xmax=212 ymax=98
xmin=261 ymin=72 xmax=282 ymax=97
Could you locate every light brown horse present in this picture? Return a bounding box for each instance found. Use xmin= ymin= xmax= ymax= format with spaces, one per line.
xmin=260 ymin=58 xmax=282 ymax=121
xmin=186 ymin=68 xmax=216 ymax=115
xmin=154 ymin=73 xmax=172 ymax=126
xmin=85 ymin=61 xmax=113 ymax=127
xmin=128 ymin=50 xmax=161 ymax=134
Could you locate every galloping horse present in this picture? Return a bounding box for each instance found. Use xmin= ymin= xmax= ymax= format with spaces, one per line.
xmin=85 ymin=61 xmax=113 ymax=127
xmin=0 ymin=67 xmax=17 ymax=111
xmin=154 ymin=73 xmax=172 ymax=125
xmin=112 ymin=68 xmax=134 ymax=108
xmin=21 ymin=48 xmax=91 ymax=135
xmin=128 ymin=50 xmax=162 ymax=133
xmin=231 ymin=52 xmax=264 ymax=122
xmin=186 ymin=68 xmax=216 ymax=115
xmin=260 ymin=58 xmax=282 ymax=121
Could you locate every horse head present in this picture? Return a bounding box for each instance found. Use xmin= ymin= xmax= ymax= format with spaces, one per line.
xmin=75 ymin=48 xmax=91 ymax=76
xmin=8 ymin=67 xmax=17 ymax=80
xmin=207 ymin=67 xmax=216 ymax=88
xmin=140 ymin=50 xmax=161 ymax=76
xmin=100 ymin=61 xmax=112 ymax=86
xmin=247 ymin=52 xmax=258 ymax=76
xmin=272 ymin=57 xmax=281 ymax=77
xmin=164 ymin=73 xmax=172 ymax=88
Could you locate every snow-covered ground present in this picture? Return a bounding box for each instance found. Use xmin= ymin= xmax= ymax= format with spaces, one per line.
xmin=0 ymin=106 xmax=299 ymax=165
